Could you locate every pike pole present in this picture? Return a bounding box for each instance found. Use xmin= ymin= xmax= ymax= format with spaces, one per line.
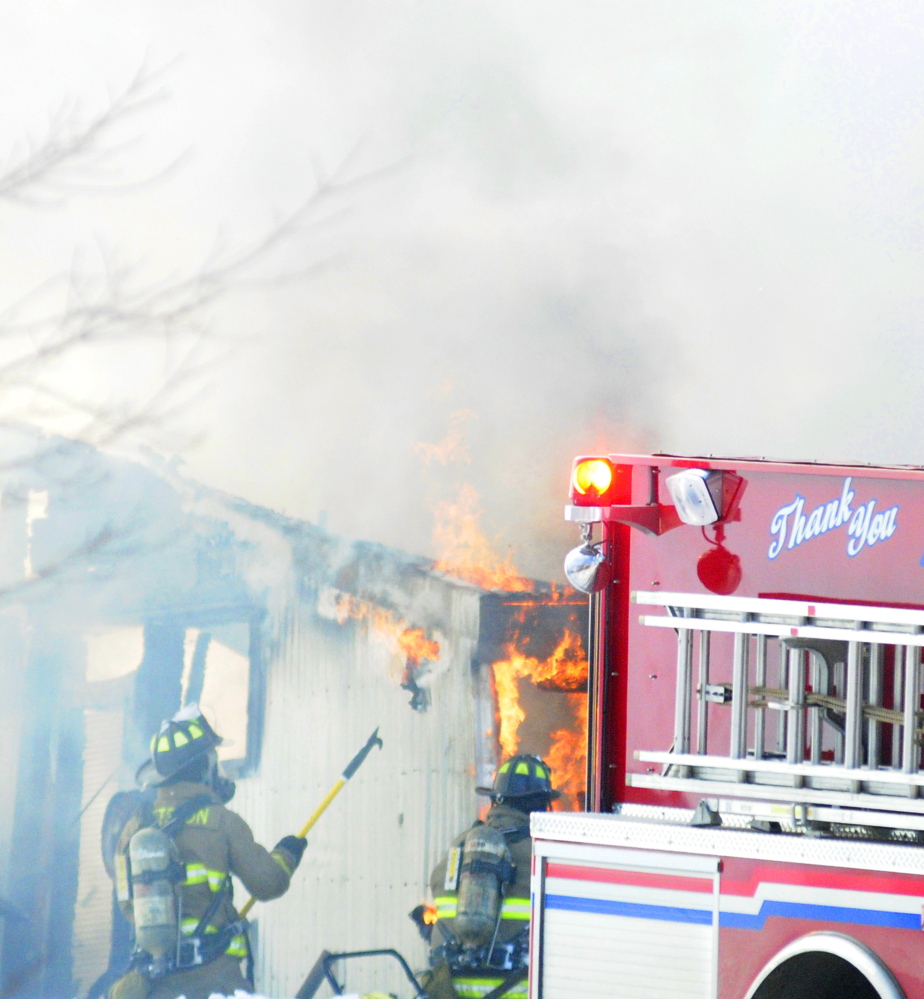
xmin=238 ymin=726 xmax=383 ymax=919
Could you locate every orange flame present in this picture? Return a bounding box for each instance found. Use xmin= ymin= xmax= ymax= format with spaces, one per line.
xmin=414 ymin=409 xmax=477 ymax=466
xmin=327 ymin=591 xmax=440 ymax=671
xmin=491 ymin=629 xmax=588 ymax=758
xmin=547 ymin=696 xmax=588 ymax=811
xmin=433 ymin=484 xmax=532 ymax=592
xmin=423 ymin=903 xmax=438 ymax=926
xmin=397 ymin=628 xmax=440 ymax=666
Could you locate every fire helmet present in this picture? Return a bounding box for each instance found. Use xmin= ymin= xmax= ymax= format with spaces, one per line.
xmin=477 ymin=754 xmax=561 ymax=803
xmin=136 ymin=705 xmax=222 ymax=787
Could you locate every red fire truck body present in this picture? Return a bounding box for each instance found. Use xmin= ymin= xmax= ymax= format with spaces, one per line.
xmin=529 ymin=454 xmax=924 ymax=999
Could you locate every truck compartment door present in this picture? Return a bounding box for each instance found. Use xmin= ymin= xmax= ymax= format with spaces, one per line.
xmin=531 ymin=841 xmax=719 ymax=999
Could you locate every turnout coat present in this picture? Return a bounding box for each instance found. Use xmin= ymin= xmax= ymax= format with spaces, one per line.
xmin=110 ymin=781 xmax=299 ymax=999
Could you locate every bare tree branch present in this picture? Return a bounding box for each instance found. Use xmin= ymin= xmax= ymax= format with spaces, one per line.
xmin=0 ymin=61 xmax=179 ymax=206
xmin=0 ymin=60 xmax=400 ymax=480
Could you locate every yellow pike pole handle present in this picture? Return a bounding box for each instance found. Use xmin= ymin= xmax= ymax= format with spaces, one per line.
xmin=238 ymin=727 xmax=383 ymax=919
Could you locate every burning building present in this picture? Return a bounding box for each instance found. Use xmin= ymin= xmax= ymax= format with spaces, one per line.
xmin=0 ymin=429 xmax=587 ymax=998
xmin=477 ymin=593 xmax=589 ymax=812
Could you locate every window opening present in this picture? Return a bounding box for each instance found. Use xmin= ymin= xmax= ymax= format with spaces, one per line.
xmin=180 ymin=623 xmax=250 ymax=764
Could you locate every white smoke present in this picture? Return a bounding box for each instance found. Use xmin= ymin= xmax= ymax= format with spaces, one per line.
xmin=2 ymin=1 xmax=923 ymax=581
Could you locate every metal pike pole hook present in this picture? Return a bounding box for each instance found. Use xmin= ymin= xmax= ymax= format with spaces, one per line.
xmin=238 ymin=727 xmax=384 ymax=919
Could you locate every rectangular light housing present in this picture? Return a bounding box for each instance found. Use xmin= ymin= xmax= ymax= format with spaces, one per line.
xmin=665 ymin=469 xmax=724 ymax=526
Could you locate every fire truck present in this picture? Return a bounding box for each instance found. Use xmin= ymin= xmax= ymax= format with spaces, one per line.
xmin=531 ymin=454 xmax=924 ymax=999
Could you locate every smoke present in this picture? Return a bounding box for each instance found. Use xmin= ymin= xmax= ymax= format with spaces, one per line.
xmin=2 ymin=1 xmax=924 ymax=580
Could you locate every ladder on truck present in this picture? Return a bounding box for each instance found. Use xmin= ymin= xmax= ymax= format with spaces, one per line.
xmin=629 ymin=591 xmax=924 ymax=831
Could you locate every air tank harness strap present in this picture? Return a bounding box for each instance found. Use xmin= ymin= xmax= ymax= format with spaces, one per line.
xmin=172 ymin=872 xmax=243 ymax=971
xmin=176 ymin=917 xmax=247 ymax=970
xmin=131 ymin=862 xmax=186 ymax=887
xmin=460 ymin=858 xmax=516 ymax=885
xmin=497 ymin=827 xmax=529 ymax=845
xmin=190 ymin=875 xmax=232 ymax=942
xmin=481 ymin=969 xmax=528 ymax=999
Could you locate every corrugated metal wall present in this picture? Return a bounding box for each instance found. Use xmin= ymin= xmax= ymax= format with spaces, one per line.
xmin=72 ymin=707 xmax=124 ymax=994
xmin=233 ymin=573 xmax=485 ymax=998
xmin=0 ymin=607 xmax=28 ymax=976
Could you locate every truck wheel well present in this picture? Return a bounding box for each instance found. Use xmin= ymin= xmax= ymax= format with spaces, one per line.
xmin=744 ymin=932 xmax=904 ymax=999
xmin=750 ymin=952 xmax=882 ymax=999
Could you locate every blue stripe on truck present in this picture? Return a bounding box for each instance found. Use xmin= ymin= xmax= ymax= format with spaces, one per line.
xmin=545 ymin=893 xmax=713 ymax=925
xmin=719 ymin=901 xmax=920 ymax=931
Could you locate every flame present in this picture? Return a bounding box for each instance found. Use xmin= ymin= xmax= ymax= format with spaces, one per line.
xmin=491 ymin=629 xmax=588 ymax=758
xmin=546 ymin=581 xmax=587 ymax=605
xmin=414 ymin=409 xmax=477 ymax=466
xmin=547 ymin=696 xmax=588 ymax=811
xmin=423 ymin=903 xmax=438 ymax=926
xmin=323 ymin=590 xmax=440 ymax=671
xmin=416 ymin=410 xmax=532 ymax=592
xmin=433 ymin=484 xmax=532 ymax=591
xmin=397 ymin=627 xmax=440 ymax=666
xmin=493 ymin=657 xmax=527 ymax=759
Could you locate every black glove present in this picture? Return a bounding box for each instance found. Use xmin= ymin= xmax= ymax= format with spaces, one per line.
xmin=409 ymin=904 xmax=434 ymax=943
xmin=274 ymin=834 xmax=307 ymax=868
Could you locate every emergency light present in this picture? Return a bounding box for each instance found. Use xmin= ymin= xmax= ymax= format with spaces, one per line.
xmin=570 ymin=457 xmax=620 ymax=506
xmin=665 ymin=468 xmax=725 ymax=526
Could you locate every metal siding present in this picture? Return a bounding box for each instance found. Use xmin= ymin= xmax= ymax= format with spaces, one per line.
xmin=72 ymin=707 xmax=124 ymax=994
xmin=0 ymin=607 xmax=28 ymax=974
xmin=233 ymin=576 xmax=484 ymax=997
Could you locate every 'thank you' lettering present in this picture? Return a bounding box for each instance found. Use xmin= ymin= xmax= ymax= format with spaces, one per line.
xmin=768 ymin=477 xmax=898 ymax=560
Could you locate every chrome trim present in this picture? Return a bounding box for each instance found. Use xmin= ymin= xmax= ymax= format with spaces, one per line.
xmin=743 ymin=932 xmax=904 ymax=999
xmin=675 ymin=625 xmax=693 ymax=757
xmin=730 ymin=633 xmax=749 ymax=759
xmin=711 ymin=797 xmax=924 ymax=833
xmin=640 ymin=614 xmax=924 ymax=648
xmin=633 ymin=590 xmax=924 ymax=628
xmin=627 ymin=772 xmax=924 ymax=814
xmin=903 ymin=646 xmax=921 ymax=775
xmin=564 ymin=503 xmax=603 ymax=523
xmin=634 ymin=749 xmax=924 ymax=789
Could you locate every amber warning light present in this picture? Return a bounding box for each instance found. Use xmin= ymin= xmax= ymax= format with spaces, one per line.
xmin=570 ymin=457 xmax=621 ymax=506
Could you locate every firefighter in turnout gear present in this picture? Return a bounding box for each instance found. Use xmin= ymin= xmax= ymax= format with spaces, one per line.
xmin=419 ymin=755 xmax=559 ymax=999
xmin=108 ymin=706 xmax=306 ymax=999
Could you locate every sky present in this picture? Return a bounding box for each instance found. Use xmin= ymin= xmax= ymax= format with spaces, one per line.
xmin=1 ymin=1 xmax=924 ymax=581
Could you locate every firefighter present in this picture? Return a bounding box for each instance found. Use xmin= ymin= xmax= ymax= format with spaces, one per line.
xmin=108 ymin=706 xmax=307 ymax=999
xmin=419 ymin=755 xmax=559 ymax=999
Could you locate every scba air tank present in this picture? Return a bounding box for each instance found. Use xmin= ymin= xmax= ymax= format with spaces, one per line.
xmin=455 ymin=825 xmax=511 ymax=947
xmin=128 ymin=826 xmax=181 ymax=958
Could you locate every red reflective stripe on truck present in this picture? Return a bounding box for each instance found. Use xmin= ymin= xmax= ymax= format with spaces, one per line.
xmin=546 ymin=862 xmax=713 ymax=894
xmin=721 ymin=864 xmax=924 ymax=898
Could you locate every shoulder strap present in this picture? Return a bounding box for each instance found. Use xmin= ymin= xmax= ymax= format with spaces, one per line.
xmin=114 ymin=798 xmax=153 ymax=864
xmin=158 ymin=793 xmax=215 ymax=837
xmin=497 ymin=825 xmax=530 ymax=845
